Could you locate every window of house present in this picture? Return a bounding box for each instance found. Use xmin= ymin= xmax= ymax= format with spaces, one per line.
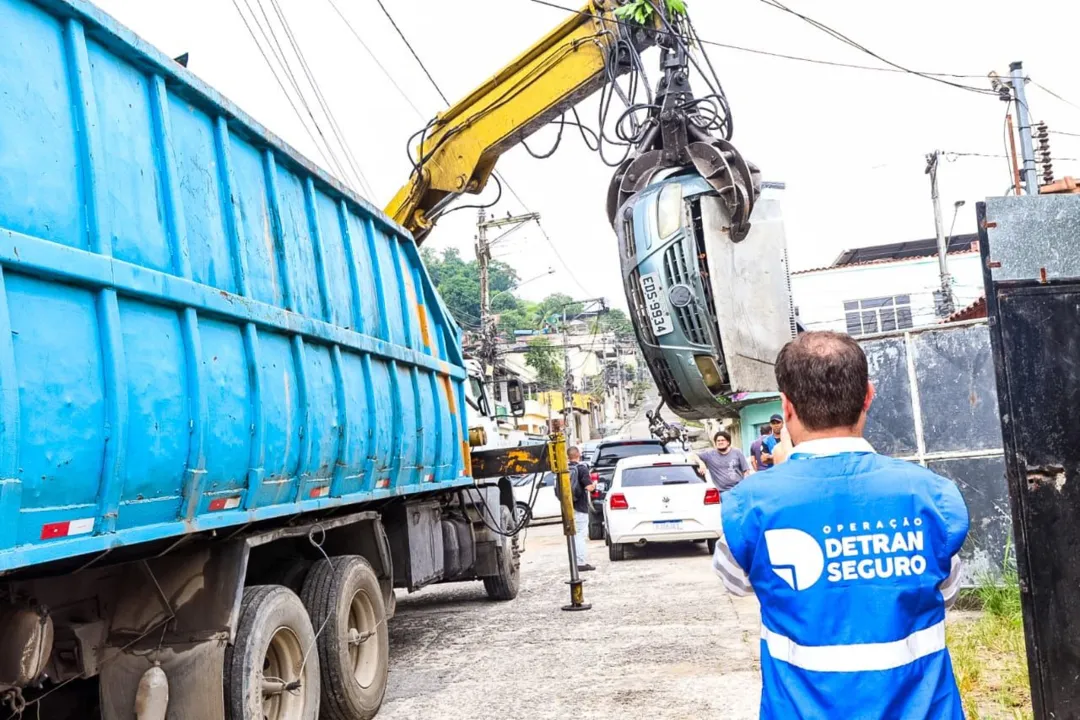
xmin=843 ymin=295 xmax=913 ymax=336
xmin=493 ymin=382 xmax=503 ymax=402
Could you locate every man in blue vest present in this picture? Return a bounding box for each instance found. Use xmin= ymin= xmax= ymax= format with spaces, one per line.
xmin=713 ymin=331 xmax=968 ymax=719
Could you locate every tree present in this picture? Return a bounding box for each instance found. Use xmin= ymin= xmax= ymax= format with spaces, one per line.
xmin=419 ymin=247 xmax=518 ymax=328
xmin=525 ymin=337 xmax=563 ymax=390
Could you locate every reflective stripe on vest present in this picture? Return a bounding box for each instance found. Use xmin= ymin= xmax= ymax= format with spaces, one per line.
xmin=761 ymin=619 xmax=946 ymax=673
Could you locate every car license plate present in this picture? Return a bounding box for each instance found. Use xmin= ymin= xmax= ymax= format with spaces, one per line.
xmin=639 ymin=272 xmax=674 ymax=337
xmin=653 ymin=520 xmax=684 ymax=530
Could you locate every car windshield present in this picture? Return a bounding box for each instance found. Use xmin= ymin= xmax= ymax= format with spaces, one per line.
xmin=595 ymin=443 xmax=665 ymax=467
xmin=621 ymin=465 xmax=704 ymax=487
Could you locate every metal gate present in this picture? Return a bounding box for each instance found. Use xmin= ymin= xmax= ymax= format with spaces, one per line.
xmin=860 ymin=321 xmax=1011 ymax=582
xmin=982 ymin=194 xmax=1080 ymax=718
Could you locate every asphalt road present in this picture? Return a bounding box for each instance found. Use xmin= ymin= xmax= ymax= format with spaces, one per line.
xmin=379 ymin=523 xmax=763 ymax=719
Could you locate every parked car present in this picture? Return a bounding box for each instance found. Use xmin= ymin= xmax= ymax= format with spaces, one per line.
xmin=603 ymin=454 xmax=722 ymax=561
xmin=581 ymin=440 xmax=602 ymax=467
xmin=587 ymin=438 xmax=669 ymax=539
xmin=617 ymin=172 xmax=795 ymax=419
xmin=511 ymin=473 xmax=561 ymax=524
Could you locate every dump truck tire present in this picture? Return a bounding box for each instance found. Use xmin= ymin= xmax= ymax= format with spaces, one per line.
xmin=301 ymin=556 xmax=389 ymax=720
xmin=483 ymin=506 xmax=521 ymax=601
xmin=224 ymin=585 xmax=320 ymax=720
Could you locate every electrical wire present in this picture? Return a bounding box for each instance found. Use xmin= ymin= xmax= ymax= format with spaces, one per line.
xmin=266 ymin=0 xmax=375 ymax=197
xmin=323 ymin=0 xmax=426 ymax=119
xmin=230 ymin=0 xmax=345 ymax=181
xmin=755 ymin=0 xmax=999 ymax=97
xmin=373 ymin=0 xmax=450 ymax=105
xmin=246 ymin=0 xmax=357 ymax=188
xmin=527 ymin=0 xmax=989 ymax=81
xmin=1030 ymin=80 xmax=1080 ymax=113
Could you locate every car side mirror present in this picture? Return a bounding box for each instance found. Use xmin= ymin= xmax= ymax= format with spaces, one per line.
xmin=506 ymin=379 xmax=525 ymax=417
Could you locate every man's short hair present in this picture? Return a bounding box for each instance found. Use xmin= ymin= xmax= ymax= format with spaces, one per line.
xmin=775 ymin=331 xmax=869 ymax=431
xmin=759 ymin=425 xmax=770 ymax=435
xmin=713 ymin=430 xmax=732 ymax=443
xmin=567 ymin=446 xmax=580 ymax=458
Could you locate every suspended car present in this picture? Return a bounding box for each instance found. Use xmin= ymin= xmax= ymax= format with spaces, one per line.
xmin=618 ymin=173 xmax=795 ymax=419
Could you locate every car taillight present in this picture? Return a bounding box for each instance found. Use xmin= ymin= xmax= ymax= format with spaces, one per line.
xmin=590 ymin=472 xmax=599 ymax=481
xmin=591 ymin=489 xmax=601 ymax=499
xmin=704 ymin=488 xmax=720 ymax=505
xmin=609 ymin=493 xmax=629 ymax=510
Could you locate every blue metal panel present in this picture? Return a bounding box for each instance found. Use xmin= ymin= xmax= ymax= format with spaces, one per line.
xmin=0 ymin=0 xmax=472 ymax=573
xmin=0 ymin=268 xmax=21 ymax=549
xmin=0 ymin=2 xmax=83 ymax=249
xmin=167 ymin=100 xmax=235 ymax=293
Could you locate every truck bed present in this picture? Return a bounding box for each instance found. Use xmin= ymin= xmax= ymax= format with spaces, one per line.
xmin=0 ymin=0 xmax=471 ymax=573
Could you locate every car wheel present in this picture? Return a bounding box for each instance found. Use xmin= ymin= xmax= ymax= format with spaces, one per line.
xmin=608 ymin=542 xmax=625 ymax=562
xmin=707 ymin=539 xmax=718 ymax=555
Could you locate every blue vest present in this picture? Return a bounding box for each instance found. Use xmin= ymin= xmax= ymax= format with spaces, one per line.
xmin=722 ymin=451 xmax=969 ymax=719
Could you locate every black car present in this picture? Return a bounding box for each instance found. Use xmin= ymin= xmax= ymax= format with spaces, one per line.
xmin=585 ymin=438 xmax=669 ymax=539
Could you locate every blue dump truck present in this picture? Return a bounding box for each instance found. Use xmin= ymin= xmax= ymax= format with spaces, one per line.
xmin=0 ymin=1 xmax=541 ymax=718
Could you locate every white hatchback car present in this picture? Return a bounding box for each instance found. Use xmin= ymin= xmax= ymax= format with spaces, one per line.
xmin=511 ymin=472 xmax=561 ymax=524
xmin=603 ymin=454 xmax=722 ymax=561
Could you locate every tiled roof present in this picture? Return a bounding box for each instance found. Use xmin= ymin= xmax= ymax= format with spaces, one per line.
xmin=944 ymin=295 xmax=987 ymax=323
xmin=792 ymin=248 xmax=979 ymax=276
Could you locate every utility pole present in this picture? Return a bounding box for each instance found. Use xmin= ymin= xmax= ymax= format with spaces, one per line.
xmin=1010 ymin=61 xmax=1039 ymax=194
xmin=925 ymin=150 xmax=955 ymax=317
xmin=561 ymin=309 xmax=575 ymax=446
xmin=476 ymin=209 xmax=540 ymax=383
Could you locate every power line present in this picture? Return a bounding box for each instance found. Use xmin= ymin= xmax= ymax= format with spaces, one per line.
xmin=372 ymin=0 xmax=450 ymax=105
xmin=230 ymin=0 xmax=344 ymax=180
xmin=323 ymin=0 xmax=426 ymax=118
xmin=755 ymin=0 xmax=997 ymax=96
xmin=246 ymin=0 xmax=355 ymax=187
xmin=527 ymin=0 xmax=988 ymax=81
xmin=266 ymin=0 xmax=375 ymax=198
xmin=1030 ymin=80 xmax=1080 ymax=113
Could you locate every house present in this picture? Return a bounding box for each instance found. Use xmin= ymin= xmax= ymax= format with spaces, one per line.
xmin=791 ymin=234 xmax=982 ymax=336
xmin=724 ymin=233 xmax=986 ymax=449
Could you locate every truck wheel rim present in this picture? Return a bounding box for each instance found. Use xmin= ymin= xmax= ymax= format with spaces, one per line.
xmin=348 ymin=590 xmax=380 ymax=688
xmin=262 ymin=626 xmax=305 ymax=719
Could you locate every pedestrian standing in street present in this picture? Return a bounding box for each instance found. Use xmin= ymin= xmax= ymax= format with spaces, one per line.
xmin=758 ymin=414 xmax=784 ymax=469
xmin=691 ymin=431 xmax=753 ymax=493
xmin=568 ymin=446 xmax=596 ymax=572
xmin=749 ymin=426 xmax=770 ymax=471
xmin=712 ymin=331 xmax=969 ymax=718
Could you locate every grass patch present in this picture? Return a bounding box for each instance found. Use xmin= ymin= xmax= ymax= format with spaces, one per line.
xmin=947 ymin=556 xmax=1032 ymax=719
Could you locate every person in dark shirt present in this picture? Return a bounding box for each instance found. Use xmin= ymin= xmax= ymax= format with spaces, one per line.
xmin=568 ymin=446 xmax=596 ymax=572
xmin=759 ymin=414 xmax=784 ymax=468
xmin=749 ymin=425 xmax=770 ymax=470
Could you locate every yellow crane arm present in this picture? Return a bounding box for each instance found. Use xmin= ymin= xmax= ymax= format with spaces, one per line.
xmin=385 ymin=1 xmax=653 ymax=242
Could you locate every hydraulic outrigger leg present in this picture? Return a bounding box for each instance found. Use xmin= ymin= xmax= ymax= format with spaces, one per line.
xmin=549 ymin=433 xmax=591 ymax=611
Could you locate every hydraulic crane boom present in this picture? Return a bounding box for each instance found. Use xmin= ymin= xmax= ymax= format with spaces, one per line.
xmin=385 ymin=1 xmax=653 ymax=242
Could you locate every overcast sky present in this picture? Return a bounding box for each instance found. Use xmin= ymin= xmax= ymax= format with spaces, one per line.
xmin=92 ymin=0 xmax=1080 ymax=313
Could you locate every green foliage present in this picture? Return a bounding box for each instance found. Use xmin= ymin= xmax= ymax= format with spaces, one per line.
xmin=420 ymin=247 xmax=518 ymax=327
xmin=525 ymin=338 xmax=564 ymax=390
xmin=948 ymin=545 xmax=1031 ymax=719
xmin=613 ymin=0 xmax=687 ymax=25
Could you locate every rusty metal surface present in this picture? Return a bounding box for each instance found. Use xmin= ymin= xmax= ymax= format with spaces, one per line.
xmin=469 ymin=443 xmax=554 ymax=479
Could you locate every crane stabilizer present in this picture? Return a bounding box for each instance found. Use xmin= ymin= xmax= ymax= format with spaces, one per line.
xmin=386 ymin=1 xmax=654 ymax=242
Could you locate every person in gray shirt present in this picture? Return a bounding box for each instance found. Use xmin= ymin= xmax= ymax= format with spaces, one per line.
xmin=691 ymin=431 xmax=753 ymax=492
